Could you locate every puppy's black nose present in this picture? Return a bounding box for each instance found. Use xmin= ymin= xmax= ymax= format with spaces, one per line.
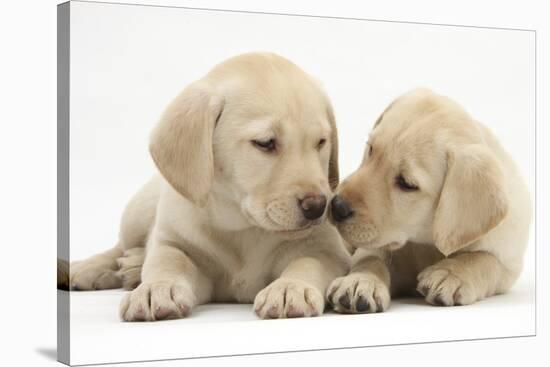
xmin=331 ymin=195 xmax=353 ymax=222
xmin=299 ymin=194 xmax=327 ymax=220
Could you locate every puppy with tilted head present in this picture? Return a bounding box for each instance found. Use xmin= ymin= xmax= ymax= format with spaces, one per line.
xmin=69 ymin=52 xmax=350 ymax=321
xmin=327 ymin=88 xmax=531 ymax=313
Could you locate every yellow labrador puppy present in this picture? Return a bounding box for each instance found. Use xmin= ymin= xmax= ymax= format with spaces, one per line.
xmin=328 ymin=88 xmax=531 ymax=313
xmin=70 ymin=53 xmax=350 ymax=321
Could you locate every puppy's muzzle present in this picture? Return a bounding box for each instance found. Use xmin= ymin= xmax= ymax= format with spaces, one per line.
xmin=330 ymin=195 xmax=353 ymax=222
xmin=299 ymin=194 xmax=327 ymax=220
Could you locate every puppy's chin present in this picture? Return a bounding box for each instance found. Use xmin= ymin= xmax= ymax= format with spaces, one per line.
xmin=343 ymin=233 xmax=407 ymax=252
xmin=336 ymin=221 xmax=408 ymax=251
xmin=273 ymin=226 xmax=315 ymax=240
xmin=335 ymin=220 xmax=379 ymax=248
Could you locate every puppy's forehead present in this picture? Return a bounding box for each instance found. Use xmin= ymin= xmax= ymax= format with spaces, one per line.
xmin=210 ymin=54 xmax=330 ymax=135
xmin=369 ymin=94 xmax=450 ymax=168
xmin=373 ymin=90 xmax=482 ymax=154
xmin=227 ymin=85 xmax=327 ymax=123
xmin=376 ymin=93 xmax=437 ymax=129
xmin=371 ymin=89 xmax=460 ymax=144
xmin=210 ymin=53 xmax=324 ymax=99
xmin=239 ymin=115 xmax=331 ymax=140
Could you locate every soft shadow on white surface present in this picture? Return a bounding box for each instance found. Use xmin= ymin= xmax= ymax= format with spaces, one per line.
xmin=68 ymin=275 xmax=535 ymax=366
xmin=35 ymin=348 xmax=57 ymax=362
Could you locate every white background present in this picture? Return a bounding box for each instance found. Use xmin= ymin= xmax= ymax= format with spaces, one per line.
xmin=0 ymin=0 xmax=548 ymax=366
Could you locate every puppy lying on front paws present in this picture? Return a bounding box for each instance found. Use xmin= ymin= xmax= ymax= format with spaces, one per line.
xmin=327 ymin=88 xmax=531 ymax=313
xmin=69 ymin=53 xmax=350 ymax=321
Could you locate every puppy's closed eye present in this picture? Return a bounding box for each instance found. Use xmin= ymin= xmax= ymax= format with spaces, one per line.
xmin=252 ymin=138 xmax=276 ymax=153
xmin=395 ymin=174 xmax=419 ymax=192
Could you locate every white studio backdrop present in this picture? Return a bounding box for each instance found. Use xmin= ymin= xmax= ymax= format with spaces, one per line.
xmin=69 ymin=1 xmax=535 ymax=288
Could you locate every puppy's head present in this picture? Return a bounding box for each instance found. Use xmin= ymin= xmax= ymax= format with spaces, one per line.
xmin=331 ymin=89 xmax=508 ymax=256
xmin=150 ymin=53 xmax=339 ymax=236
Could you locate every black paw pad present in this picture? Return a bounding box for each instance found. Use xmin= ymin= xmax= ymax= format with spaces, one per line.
xmin=338 ymin=293 xmax=351 ymax=310
xmin=356 ymin=296 xmax=370 ymax=312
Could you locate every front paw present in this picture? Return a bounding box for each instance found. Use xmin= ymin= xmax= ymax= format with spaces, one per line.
xmin=119 ymin=281 xmax=195 ymax=322
xmin=254 ymin=279 xmax=324 ymax=319
xmin=327 ymin=274 xmax=390 ymax=314
xmin=70 ymin=259 xmax=121 ymax=291
xmin=417 ymin=262 xmax=477 ymax=306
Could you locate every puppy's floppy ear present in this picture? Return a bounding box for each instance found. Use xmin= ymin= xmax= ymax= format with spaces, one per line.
xmin=326 ymin=102 xmax=339 ymax=190
xmin=150 ymin=81 xmax=224 ymax=206
xmin=433 ymin=145 xmax=508 ymax=256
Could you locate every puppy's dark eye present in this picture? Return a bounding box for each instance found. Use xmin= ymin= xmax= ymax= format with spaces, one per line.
xmin=395 ymin=174 xmax=419 ymax=192
xmin=317 ymin=138 xmax=327 ymax=150
xmin=369 ymin=144 xmax=373 ymax=156
xmin=252 ymin=138 xmax=276 ymax=152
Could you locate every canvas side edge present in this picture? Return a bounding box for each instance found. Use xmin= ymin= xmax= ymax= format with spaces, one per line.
xmin=57 ymin=1 xmax=71 ymax=365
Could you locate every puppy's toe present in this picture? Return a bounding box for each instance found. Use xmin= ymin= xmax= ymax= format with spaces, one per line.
xmin=355 ymin=295 xmax=370 ymax=312
xmin=417 ymin=265 xmax=476 ymax=306
xmin=254 ymin=279 xmax=323 ymax=319
xmin=119 ymin=292 xmax=131 ymax=320
xmin=150 ymin=283 xmax=181 ymax=321
xmin=337 ymin=293 xmax=352 ymax=311
xmin=121 ymin=283 xmax=152 ymax=321
xmin=168 ymin=282 xmax=194 ymax=317
xmin=327 ymin=274 xmax=390 ymax=314
xmin=120 ymin=281 xmax=194 ymax=322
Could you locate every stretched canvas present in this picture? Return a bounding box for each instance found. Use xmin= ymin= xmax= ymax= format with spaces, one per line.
xmin=57 ymin=1 xmax=536 ymax=365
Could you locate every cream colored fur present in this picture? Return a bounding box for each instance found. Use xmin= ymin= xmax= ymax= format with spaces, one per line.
xmin=70 ymin=53 xmax=350 ymax=321
xmin=328 ymin=88 xmax=531 ymax=313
